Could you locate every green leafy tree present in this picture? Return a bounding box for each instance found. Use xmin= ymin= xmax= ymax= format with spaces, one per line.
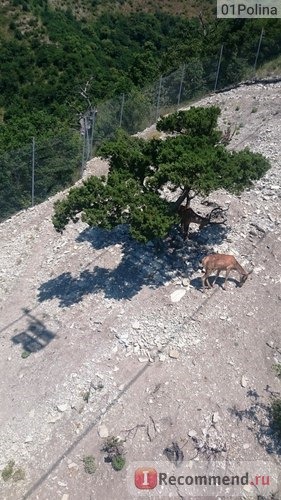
xmin=53 ymin=106 xmax=269 ymax=242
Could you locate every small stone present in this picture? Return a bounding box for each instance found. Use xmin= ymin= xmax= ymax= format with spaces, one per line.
xmin=98 ymin=424 xmax=109 ymax=438
xmin=182 ymin=278 xmax=190 ymax=287
xmin=68 ymin=462 xmax=79 ymax=470
xmin=24 ymin=436 xmax=33 ymax=443
xmin=61 ymin=495 xmax=69 ymax=500
xmin=138 ymin=357 xmax=148 ymax=363
xmin=71 ymin=402 xmax=85 ymax=414
xmin=48 ymin=415 xmax=62 ymax=424
xmin=241 ymin=375 xmax=248 ymax=388
xmin=57 ymin=404 xmax=68 ymax=413
xmin=188 ymin=430 xmax=197 ymax=438
xmin=132 ymin=320 xmax=141 ymax=330
xmin=212 ymin=412 xmax=220 ymax=424
xmin=159 ymin=353 xmax=166 ymax=362
xmin=243 ymin=443 xmax=250 ymax=449
xmin=169 ymin=349 xmax=180 ymax=359
xmin=170 ymin=289 xmax=186 ymax=303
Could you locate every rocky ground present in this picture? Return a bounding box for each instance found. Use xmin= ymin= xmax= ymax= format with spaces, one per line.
xmin=0 ymin=82 xmax=281 ymax=500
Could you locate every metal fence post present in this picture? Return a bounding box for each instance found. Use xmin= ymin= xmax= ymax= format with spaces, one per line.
xmin=119 ymin=93 xmax=125 ymax=127
xmin=254 ymin=28 xmax=264 ymax=75
xmin=177 ymin=64 xmax=185 ymax=108
xmin=89 ymin=108 xmax=97 ymax=160
xmin=214 ymin=44 xmax=224 ymax=92
xmin=81 ymin=116 xmax=86 ymax=177
xmin=31 ymin=137 xmax=35 ymax=206
xmin=155 ymin=75 xmax=163 ymax=122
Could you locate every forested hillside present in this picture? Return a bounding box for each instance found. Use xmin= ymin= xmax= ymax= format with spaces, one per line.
xmin=0 ymin=0 xmax=281 ymax=219
xmin=1 ymin=1 xmax=281 ymax=148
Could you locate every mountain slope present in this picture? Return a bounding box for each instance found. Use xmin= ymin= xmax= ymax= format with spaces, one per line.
xmin=0 ymin=81 xmax=280 ymax=499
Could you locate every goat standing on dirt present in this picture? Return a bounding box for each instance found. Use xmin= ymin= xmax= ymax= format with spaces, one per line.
xmin=201 ymin=254 xmax=252 ymax=291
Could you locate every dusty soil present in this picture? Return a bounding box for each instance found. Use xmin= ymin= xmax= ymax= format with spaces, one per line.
xmin=0 ymin=82 xmax=281 ymax=500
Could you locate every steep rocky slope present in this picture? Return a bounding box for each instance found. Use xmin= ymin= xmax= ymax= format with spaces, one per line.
xmin=0 ymin=82 xmax=280 ymax=500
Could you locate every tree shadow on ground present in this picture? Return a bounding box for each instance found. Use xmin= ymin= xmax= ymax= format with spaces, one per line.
xmin=191 ymin=223 xmax=229 ymax=246
xmin=11 ymin=309 xmax=56 ymax=353
xmin=229 ymin=387 xmax=281 ymax=456
xmin=38 ymin=223 xmax=229 ymax=307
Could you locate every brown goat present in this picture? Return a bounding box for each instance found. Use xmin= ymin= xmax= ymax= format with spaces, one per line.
xmin=178 ymin=205 xmax=227 ymax=240
xmin=201 ymin=253 xmax=252 ymax=290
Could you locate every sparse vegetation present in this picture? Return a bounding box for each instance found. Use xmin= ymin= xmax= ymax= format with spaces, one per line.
xmin=101 ymin=436 xmax=126 ymax=471
xmin=111 ymin=455 xmax=126 ymax=471
xmin=1 ymin=460 xmax=15 ymax=482
xmin=21 ymin=350 xmax=31 ymax=358
xmin=82 ymin=390 xmax=90 ymax=402
xmin=273 ymin=363 xmax=281 ymax=378
xmin=12 ymin=468 xmax=26 ymax=482
xmin=256 ymin=53 xmax=281 ymax=78
xmin=1 ymin=460 xmax=25 ymax=482
xmin=82 ymin=455 xmax=96 ymax=474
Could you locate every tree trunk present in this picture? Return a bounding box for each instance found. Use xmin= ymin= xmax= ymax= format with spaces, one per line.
xmin=173 ymin=188 xmax=190 ymax=212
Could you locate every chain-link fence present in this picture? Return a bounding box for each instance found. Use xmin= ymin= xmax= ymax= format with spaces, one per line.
xmin=0 ymin=131 xmax=82 ymax=222
xmin=91 ymin=47 xmax=262 ymax=151
xmin=0 ymin=32 xmax=269 ymax=222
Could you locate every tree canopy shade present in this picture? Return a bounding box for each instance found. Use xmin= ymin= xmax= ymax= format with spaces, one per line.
xmin=52 ymin=106 xmax=270 ymax=242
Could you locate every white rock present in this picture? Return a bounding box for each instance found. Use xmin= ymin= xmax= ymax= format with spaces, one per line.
xmin=188 ymin=430 xmax=197 ymax=438
xmin=98 ymin=424 xmax=109 ymax=438
xmin=212 ymin=412 xmax=220 ymax=424
xmin=170 ymin=289 xmax=186 ymax=303
xmin=67 ymin=462 xmax=79 ymax=470
xmin=132 ymin=320 xmax=141 ymax=330
xmin=57 ymin=404 xmax=68 ymax=413
xmin=182 ymin=278 xmax=190 ymax=287
xmin=138 ymin=357 xmax=148 ymax=363
xmin=47 ymin=415 xmax=62 ymax=424
xmin=169 ymin=349 xmax=180 ymax=359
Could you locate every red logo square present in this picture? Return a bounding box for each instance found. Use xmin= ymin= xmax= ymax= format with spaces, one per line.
xmin=134 ymin=467 xmax=158 ymax=489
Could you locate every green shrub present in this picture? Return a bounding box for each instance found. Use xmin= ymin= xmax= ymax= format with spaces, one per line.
xmin=273 ymin=363 xmax=281 ymax=378
xmin=1 ymin=461 xmax=15 ymax=482
xmin=83 ymin=455 xmax=96 ymax=474
xmin=101 ymin=436 xmax=125 ymax=472
xmin=112 ymin=455 xmax=125 ymax=471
